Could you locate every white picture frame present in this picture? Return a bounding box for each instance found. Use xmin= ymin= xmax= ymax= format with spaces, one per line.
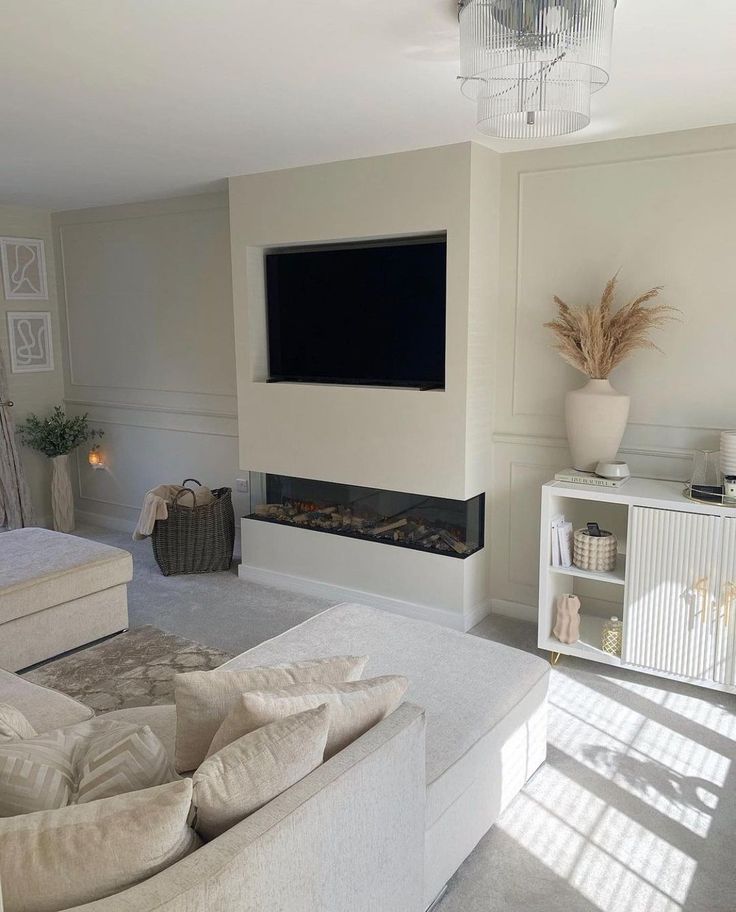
xmin=0 ymin=236 xmax=48 ymax=300
xmin=7 ymin=311 xmax=54 ymax=373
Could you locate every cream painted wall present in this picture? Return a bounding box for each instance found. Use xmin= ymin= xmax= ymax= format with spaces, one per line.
xmin=0 ymin=205 xmax=65 ymax=524
xmin=52 ymin=193 xmax=247 ymax=529
xmin=229 ymin=144 xmax=500 ymax=626
xmin=229 ymin=143 xmax=498 ymax=502
xmin=490 ymin=124 xmax=736 ymax=620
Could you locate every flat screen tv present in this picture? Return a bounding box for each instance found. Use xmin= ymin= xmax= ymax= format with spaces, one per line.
xmin=265 ymin=236 xmax=447 ymax=389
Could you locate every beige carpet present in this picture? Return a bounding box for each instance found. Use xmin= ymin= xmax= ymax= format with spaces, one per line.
xmin=23 ymin=625 xmax=231 ymax=712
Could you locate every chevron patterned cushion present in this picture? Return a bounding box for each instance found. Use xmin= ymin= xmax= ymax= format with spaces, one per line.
xmin=0 ymin=718 xmax=177 ymax=816
xmin=76 ymin=723 xmax=177 ymax=804
xmin=0 ymin=703 xmax=37 ymax=741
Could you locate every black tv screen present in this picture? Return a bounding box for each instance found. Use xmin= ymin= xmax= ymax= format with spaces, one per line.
xmin=265 ymin=237 xmax=447 ymax=389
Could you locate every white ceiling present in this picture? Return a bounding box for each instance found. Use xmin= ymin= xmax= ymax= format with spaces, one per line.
xmin=2 ymin=1 xmax=736 ymax=210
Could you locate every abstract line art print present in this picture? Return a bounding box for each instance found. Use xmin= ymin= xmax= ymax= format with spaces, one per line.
xmin=7 ymin=311 xmax=54 ymax=373
xmin=0 ymin=237 xmax=48 ymax=300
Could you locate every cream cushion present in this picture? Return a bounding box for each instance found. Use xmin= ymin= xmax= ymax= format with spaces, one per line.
xmin=0 ymin=779 xmax=200 ymax=912
xmin=208 ymin=675 xmax=409 ymax=759
xmin=192 ymin=704 xmax=330 ymax=840
xmin=174 ymin=654 xmax=368 ymax=772
xmin=0 ymin=528 xmax=132 ymax=626
xmin=0 ymin=704 xmax=36 ymax=740
xmin=0 ymin=718 xmax=176 ymax=816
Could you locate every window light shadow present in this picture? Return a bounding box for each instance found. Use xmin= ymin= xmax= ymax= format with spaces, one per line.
xmin=482 ymin=664 xmax=736 ymax=912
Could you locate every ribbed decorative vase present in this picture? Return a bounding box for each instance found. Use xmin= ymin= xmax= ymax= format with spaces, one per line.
xmin=51 ymin=454 xmax=75 ymax=532
xmin=565 ymin=379 xmax=630 ymax=472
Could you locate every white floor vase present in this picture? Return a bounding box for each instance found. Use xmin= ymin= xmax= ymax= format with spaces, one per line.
xmin=565 ymin=378 xmax=630 ymax=472
xmin=51 ymin=454 xmax=75 ymax=532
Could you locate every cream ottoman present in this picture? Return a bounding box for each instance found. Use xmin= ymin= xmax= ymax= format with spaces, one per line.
xmin=0 ymin=528 xmax=132 ymax=671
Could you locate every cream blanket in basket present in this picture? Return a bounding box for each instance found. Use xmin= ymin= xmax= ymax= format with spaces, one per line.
xmin=133 ymin=484 xmax=215 ymax=540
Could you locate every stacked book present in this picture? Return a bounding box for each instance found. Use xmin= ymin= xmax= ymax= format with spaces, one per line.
xmin=554 ymin=469 xmax=629 ymax=489
xmin=551 ymin=514 xmax=574 ymax=569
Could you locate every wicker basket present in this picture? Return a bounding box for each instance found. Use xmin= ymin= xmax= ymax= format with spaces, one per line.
xmin=573 ymin=528 xmax=617 ymax=573
xmin=152 ymin=478 xmax=235 ymax=576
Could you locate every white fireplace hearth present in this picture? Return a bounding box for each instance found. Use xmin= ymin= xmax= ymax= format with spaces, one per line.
xmin=239 ymin=512 xmax=490 ymax=631
xmin=238 ymin=472 xmax=488 ymax=630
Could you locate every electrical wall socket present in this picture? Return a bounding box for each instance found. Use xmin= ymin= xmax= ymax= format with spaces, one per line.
xmin=235 ymin=477 xmax=249 ymax=494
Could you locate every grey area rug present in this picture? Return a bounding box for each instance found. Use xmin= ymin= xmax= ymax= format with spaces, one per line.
xmin=23 ymin=626 xmax=231 ymax=713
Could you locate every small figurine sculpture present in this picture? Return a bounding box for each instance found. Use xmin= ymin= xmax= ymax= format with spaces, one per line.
xmin=553 ymin=594 xmax=581 ymax=644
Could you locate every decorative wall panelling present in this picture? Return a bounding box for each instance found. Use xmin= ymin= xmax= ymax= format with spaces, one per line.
xmin=490 ymin=126 xmax=736 ymax=621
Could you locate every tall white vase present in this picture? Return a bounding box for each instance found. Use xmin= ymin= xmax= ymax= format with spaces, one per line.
xmin=565 ymin=379 xmax=630 ymax=472
xmin=51 ymin=454 xmax=75 ymax=532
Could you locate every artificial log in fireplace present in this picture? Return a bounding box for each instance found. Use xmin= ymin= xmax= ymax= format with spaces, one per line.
xmin=246 ymin=474 xmax=484 ymax=559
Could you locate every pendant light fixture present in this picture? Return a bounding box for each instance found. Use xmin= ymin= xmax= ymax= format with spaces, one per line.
xmin=458 ymin=0 xmax=617 ymax=139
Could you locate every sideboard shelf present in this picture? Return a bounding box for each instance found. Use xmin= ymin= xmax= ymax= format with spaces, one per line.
xmin=539 ymin=477 xmax=736 ymax=694
xmin=549 ymin=553 xmax=627 ymax=586
xmin=539 ymin=614 xmax=623 ymax=667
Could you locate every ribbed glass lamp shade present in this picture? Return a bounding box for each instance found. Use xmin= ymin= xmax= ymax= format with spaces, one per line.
xmin=459 ymin=0 xmax=616 ymax=139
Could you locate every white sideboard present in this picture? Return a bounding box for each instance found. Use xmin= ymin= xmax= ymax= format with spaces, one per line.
xmin=538 ymin=477 xmax=736 ymax=693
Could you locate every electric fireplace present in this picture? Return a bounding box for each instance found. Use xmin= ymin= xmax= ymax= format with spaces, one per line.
xmin=247 ymin=474 xmax=484 ymax=559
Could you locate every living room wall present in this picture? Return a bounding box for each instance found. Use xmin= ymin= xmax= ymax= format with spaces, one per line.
xmin=489 ymin=123 xmax=736 ymax=620
xmin=229 ymin=143 xmax=498 ymax=502
xmin=0 ymin=204 xmax=65 ymax=524
xmin=229 ymin=143 xmax=499 ymax=627
xmin=52 ymin=193 xmax=247 ymax=530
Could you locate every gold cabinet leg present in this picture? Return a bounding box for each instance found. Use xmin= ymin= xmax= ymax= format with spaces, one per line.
xmin=550 ymin=651 xmax=562 ymax=666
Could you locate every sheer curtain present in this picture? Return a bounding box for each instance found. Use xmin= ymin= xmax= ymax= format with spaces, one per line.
xmin=0 ymin=348 xmax=34 ymax=528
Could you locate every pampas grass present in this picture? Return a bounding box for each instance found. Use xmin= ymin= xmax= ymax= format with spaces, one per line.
xmin=544 ymin=276 xmax=679 ymax=379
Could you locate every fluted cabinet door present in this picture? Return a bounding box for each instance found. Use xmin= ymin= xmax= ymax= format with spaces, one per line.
xmin=714 ymin=517 xmax=736 ymax=686
xmin=623 ymin=507 xmax=720 ymax=680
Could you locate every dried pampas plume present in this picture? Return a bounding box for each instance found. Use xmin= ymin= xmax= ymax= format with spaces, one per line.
xmin=544 ymin=275 xmax=679 ymax=379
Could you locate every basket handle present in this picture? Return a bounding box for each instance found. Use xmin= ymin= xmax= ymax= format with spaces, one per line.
xmin=172 ymin=479 xmax=203 ymax=507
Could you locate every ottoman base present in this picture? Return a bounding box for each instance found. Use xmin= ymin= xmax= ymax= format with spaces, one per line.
xmin=1 ymin=585 xmax=129 ymax=672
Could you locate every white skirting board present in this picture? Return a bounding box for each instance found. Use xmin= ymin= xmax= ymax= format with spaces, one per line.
xmin=240 ymin=517 xmax=491 ymax=632
xmin=75 ymin=510 xmax=138 ymax=534
xmin=238 ymin=563 xmax=489 ymax=632
xmin=490 ymin=598 xmax=537 ymax=623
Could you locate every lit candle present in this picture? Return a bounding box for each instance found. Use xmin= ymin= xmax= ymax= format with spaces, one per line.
xmin=88 ymin=447 xmax=103 ymax=468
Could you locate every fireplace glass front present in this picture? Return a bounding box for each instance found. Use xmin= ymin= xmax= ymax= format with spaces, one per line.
xmin=246 ymin=474 xmax=484 ymax=559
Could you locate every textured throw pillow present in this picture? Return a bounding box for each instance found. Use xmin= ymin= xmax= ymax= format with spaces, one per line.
xmin=0 ymin=780 xmax=200 ymax=912
xmin=207 ymin=675 xmax=408 ymax=760
xmin=0 ymin=718 xmax=177 ymax=816
xmin=174 ymin=655 xmax=368 ymax=772
xmin=0 ymin=704 xmax=37 ymax=741
xmin=193 ymin=704 xmax=330 ymax=841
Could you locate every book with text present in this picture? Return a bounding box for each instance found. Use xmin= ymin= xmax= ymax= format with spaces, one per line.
xmin=555 ymin=469 xmax=629 ymax=489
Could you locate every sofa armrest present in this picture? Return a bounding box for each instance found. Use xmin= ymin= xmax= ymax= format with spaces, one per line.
xmin=0 ymin=668 xmax=93 ymax=731
xmin=67 ymin=703 xmax=427 ymax=912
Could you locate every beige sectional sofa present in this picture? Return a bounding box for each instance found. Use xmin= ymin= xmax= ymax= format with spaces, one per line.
xmin=1 ymin=603 xmax=549 ymax=911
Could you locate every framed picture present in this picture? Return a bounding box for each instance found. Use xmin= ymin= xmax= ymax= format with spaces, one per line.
xmin=0 ymin=236 xmax=48 ymax=300
xmin=6 ymin=311 xmax=54 ymax=373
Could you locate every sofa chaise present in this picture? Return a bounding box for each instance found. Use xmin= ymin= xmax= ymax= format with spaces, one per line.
xmin=1 ymin=602 xmax=549 ymax=911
